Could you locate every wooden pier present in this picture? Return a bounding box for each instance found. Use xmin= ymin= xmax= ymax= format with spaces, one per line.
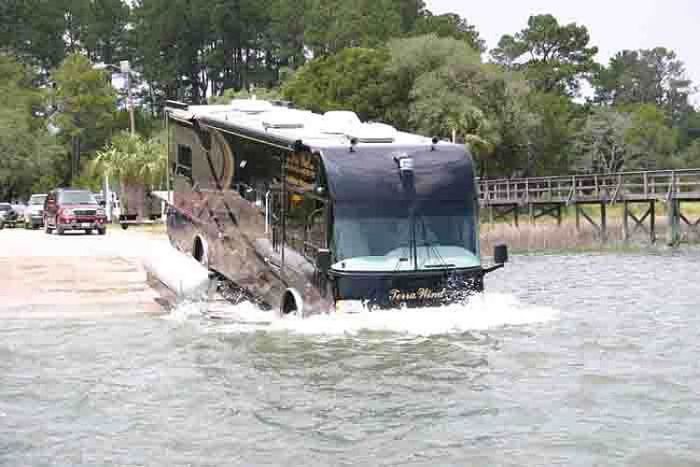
xmin=478 ymin=169 xmax=700 ymax=245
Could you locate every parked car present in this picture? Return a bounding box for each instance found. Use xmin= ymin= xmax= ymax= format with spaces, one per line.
xmin=43 ymin=188 xmax=108 ymax=235
xmin=0 ymin=203 xmax=19 ymax=229
xmin=23 ymin=193 xmax=47 ymax=229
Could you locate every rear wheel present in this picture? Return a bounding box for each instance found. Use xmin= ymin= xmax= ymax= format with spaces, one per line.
xmin=98 ymin=227 xmax=106 ymax=235
xmin=44 ymin=220 xmax=52 ymax=234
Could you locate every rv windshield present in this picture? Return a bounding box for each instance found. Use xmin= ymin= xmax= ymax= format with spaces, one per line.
xmin=332 ymin=201 xmax=479 ymax=272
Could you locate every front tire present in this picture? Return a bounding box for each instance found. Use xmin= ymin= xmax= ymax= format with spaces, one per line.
xmin=44 ymin=220 xmax=52 ymax=234
xmin=56 ymin=224 xmax=65 ymax=235
xmin=98 ymin=227 xmax=106 ymax=235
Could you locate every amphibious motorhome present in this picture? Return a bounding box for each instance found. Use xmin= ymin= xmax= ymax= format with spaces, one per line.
xmin=165 ymin=99 xmax=507 ymax=316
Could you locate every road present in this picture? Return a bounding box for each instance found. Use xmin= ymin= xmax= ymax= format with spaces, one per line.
xmin=0 ymin=226 xmax=169 ymax=317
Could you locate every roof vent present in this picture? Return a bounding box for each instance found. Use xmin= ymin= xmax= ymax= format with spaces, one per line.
xmin=345 ymin=123 xmax=397 ymax=143
xmin=262 ymin=110 xmax=306 ymax=130
xmin=321 ymin=111 xmax=361 ymax=134
xmin=229 ymin=99 xmax=275 ymax=114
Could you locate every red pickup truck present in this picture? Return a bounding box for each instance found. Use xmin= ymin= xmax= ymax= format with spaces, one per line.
xmin=43 ymin=188 xmax=107 ymax=235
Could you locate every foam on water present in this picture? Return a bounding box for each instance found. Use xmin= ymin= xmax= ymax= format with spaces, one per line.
xmin=167 ymin=292 xmax=558 ymax=337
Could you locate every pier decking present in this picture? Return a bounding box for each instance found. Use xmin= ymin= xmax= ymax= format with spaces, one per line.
xmin=477 ymin=169 xmax=700 ymax=244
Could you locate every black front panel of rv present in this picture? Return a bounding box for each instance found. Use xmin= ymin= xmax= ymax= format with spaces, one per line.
xmin=332 ymin=269 xmax=484 ymax=308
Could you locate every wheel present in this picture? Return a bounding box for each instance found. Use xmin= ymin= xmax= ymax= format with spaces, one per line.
xmin=33 ymin=224 xmax=40 ymax=230
xmin=44 ymin=221 xmax=52 ymax=234
xmin=56 ymin=225 xmax=65 ymax=235
xmin=0 ymin=222 xmax=4 ymax=230
xmin=281 ymin=290 xmax=303 ymax=316
xmin=98 ymin=228 xmax=106 ymax=235
xmin=120 ymin=223 xmax=128 ymax=230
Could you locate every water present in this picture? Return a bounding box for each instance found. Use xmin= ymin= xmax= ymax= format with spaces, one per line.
xmin=3 ymin=251 xmax=700 ymax=466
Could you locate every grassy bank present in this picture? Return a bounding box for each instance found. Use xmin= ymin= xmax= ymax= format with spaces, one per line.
xmin=479 ymin=203 xmax=700 ymax=254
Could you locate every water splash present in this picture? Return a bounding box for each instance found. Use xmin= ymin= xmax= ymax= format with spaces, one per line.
xmin=167 ymin=292 xmax=558 ymax=337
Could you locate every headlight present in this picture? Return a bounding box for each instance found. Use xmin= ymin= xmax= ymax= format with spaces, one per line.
xmin=62 ymin=208 xmax=74 ymax=216
xmin=97 ymin=209 xmax=105 ymax=216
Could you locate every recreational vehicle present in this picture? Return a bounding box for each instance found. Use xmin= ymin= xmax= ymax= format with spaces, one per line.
xmin=165 ymin=99 xmax=507 ymax=316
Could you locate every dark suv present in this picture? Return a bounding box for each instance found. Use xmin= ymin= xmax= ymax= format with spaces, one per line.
xmin=44 ymin=189 xmax=107 ymax=235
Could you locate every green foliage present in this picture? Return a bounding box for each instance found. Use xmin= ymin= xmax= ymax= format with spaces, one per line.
xmin=95 ymin=132 xmax=167 ymax=188
xmin=0 ymin=53 xmax=62 ymax=200
xmin=52 ymin=53 xmax=118 ymax=153
xmin=594 ymin=48 xmax=694 ymax=125
xmin=282 ymin=47 xmax=390 ymax=121
xmin=492 ymin=14 xmax=599 ymax=96
xmin=575 ymin=107 xmax=632 ymax=173
xmin=410 ymin=12 xmax=485 ymax=53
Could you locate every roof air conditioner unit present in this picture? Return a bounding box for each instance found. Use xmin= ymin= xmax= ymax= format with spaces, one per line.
xmin=346 ymin=123 xmax=397 ymax=143
xmin=229 ymin=99 xmax=275 ymax=113
xmin=321 ymin=111 xmax=362 ymax=134
xmin=262 ymin=110 xmax=306 ymax=130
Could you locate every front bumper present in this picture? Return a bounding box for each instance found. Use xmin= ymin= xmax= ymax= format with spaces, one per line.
xmin=58 ymin=218 xmax=107 ymax=230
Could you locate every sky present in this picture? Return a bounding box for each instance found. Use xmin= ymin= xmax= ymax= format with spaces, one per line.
xmin=426 ymin=0 xmax=700 ymax=104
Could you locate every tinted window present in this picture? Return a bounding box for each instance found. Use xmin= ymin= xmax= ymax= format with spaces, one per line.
xmin=58 ymin=191 xmax=96 ymax=205
xmin=30 ymin=195 xmax=47 ymax=205
xmin=0 ymin=204 xmax=11 ymax=212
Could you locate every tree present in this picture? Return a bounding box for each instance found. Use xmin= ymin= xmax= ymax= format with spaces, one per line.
xmin=624 ymin=104 xmax=679 ymax=169
xmin=95 ymin=132 xmax=166 ymax=218
xmin=492 ymin=14 xmax=599 ymax=96
xmin=304 ymin=0 xmax=402 ymax=56
xmin=52 ymin=53 xmax=118 ymax=161
xmin=575 ymin=108 xmax=632 ymax=173
xmin=594 ymin=48 xmax=694 ymax=125
xmin=411 ymin=12 xmax=484 ymax=53
xmin=0 ymin=53 xmax=62 ymax=200
xmin=282 ymin=47 xmax=390 ymax=121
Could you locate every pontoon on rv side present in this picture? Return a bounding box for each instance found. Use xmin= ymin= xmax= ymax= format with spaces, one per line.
xmin=165 ymin=99 xmax=507 ymax=316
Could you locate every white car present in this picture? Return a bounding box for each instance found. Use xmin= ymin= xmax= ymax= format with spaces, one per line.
xmin=24 ymin=193 xmax=47 ymax=229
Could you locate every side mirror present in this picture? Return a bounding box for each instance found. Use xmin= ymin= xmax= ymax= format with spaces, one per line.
xmin=316 ymin=248 xmax=332 ymax=274
xmin=494 ymin=244 xmax=508 ymax=264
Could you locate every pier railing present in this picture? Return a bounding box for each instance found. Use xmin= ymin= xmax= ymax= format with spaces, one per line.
xmin=478 ymin=169 xmax=700 ymax=205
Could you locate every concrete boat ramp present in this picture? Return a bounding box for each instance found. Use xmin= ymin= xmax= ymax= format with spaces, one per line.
xmin=0 ymin=228 xmax=184 ymax=318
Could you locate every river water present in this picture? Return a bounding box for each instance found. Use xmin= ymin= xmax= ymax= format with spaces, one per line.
xmin=2 ymin=251 xmax=700 ymax=466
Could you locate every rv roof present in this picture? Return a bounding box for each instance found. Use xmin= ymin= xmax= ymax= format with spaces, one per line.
xmin=166 ymin=99 xmax=445 ymax=150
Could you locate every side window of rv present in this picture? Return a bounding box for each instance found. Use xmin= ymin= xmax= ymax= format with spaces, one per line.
xmin=284 ymin=192 xmax=327 ymax=260
xmin=176 ymin=145 xmax=192 ymax=178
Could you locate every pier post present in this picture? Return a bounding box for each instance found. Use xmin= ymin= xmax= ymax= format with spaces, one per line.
xmin=667 ymin=200 xmax=680 ymax=246
xmin=650 ymin=200 xmax=656 ymax=243
xmin=600 ymin=202 xmax=607 ymax=243
xmin=575 ymin=204 xmax=580 ymax=231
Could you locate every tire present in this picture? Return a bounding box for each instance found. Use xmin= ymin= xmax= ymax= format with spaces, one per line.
xmin=121 ymin=223 xmax=128 ymax=230
xmin=98 ymin=228 xmax=106 ymax=235
xmin=281 ymin=289 xmax=303 ymax=316
xmin=44 ymin=221 xmax=52 ymax=234
xmin=56 ymin=225 xmax=65 ymax=235
xmin=0 ymin=222 xmax=4 ymax=230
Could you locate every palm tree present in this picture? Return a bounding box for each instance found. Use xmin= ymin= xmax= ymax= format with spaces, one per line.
xmin=95 ymin=131 xmax=166 ymax=219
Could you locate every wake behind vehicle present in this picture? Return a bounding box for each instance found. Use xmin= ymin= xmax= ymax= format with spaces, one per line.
xmin=165 ymin=99 xmax=507 ymax=316
xmin=24 ymin=194 xmax=47 ymax=229
xmin=43 ymin=189 xmax=107 ymax=235
xmin=0 ymin=203 xmax=19 ymax=229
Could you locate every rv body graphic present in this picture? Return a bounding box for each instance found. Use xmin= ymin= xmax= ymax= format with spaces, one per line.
xmin=165 ymin=100 xmax=506 ymax=316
